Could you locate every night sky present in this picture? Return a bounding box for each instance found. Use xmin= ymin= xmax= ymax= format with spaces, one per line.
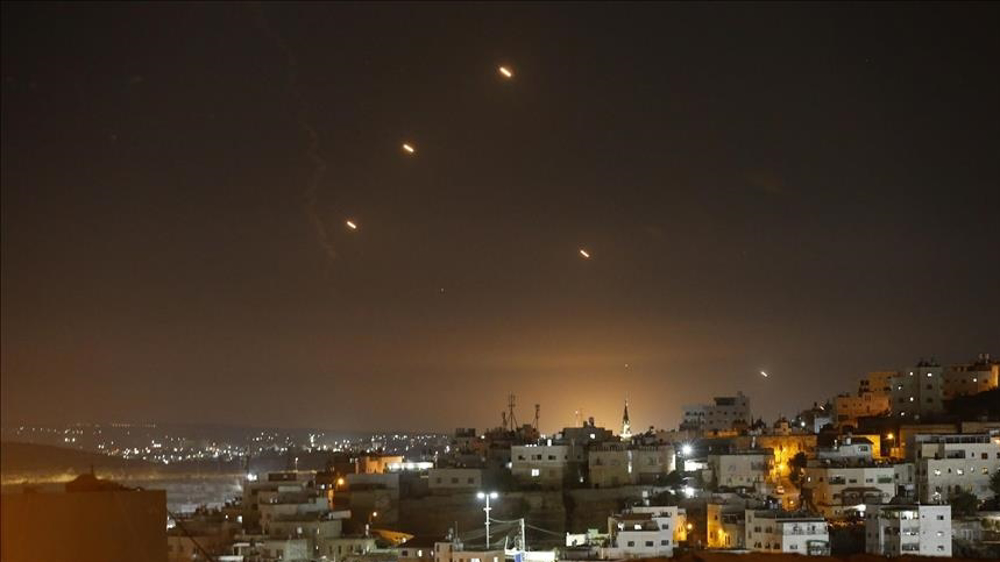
xmin=2 ymin=2 xmax=998 ymax=433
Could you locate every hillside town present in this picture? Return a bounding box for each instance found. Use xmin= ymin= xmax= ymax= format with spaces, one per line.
xmin=3 ymin=354 xmax=1000 ymax=561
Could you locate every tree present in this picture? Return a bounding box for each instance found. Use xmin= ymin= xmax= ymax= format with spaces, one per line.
xmin=985 ymin=470 xmax=1000 ymax=510
xmin=949 ymin=490 xmax=979 ymax=517
xmin=789 ymin=452 xmax=809 ymax=485
xmin=663 ymin=470 xmax=685 ymax=488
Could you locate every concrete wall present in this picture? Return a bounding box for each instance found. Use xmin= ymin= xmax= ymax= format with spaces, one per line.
xmin=1 ymin=489 xmax=167 ymax=562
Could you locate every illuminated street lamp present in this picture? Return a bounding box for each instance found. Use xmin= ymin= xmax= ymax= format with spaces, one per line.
xmin=477 ymin=491 xmax=499 ymax=549
xmin=364 ymin=510 xmax=379 ymax=537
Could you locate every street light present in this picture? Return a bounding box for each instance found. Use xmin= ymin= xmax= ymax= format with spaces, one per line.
xmin=477 ymin=491 xmax=499 ymax=549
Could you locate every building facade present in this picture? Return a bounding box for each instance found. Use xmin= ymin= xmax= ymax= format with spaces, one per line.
xmin=834 ymin=392 xmax=890 ymax=429
xmin=605 ymin=506 xmax=682 ymax=558
xmin=682 ymin=392 xmax=752 ymax=431
xmin=802 ymin=462 xmax=900 ymax=519
xmin=427 ymin=468 xmax=483 ymax=492
xmin=745 ymin=510 xmax=830 ymax=555
xmin=511 ymin=444 xmax=583 ymax=488
xmin=864 ymin=504 xmax=952 ymax=557
xmin=943 ymin=354 xmax=999 ymax=400
xmin=889 ymin=361 xmax=945 ymax=419
xmin=708 ymin=450 xmax=772 ymax=492
xmin=913 ymin=433 xmax=1000 ymax=503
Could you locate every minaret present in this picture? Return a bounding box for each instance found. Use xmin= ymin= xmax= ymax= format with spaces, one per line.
xmin=621 ymin=396 xmax=632 ymax=440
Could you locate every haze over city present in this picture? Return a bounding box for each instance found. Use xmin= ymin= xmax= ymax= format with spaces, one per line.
xmin=2 ymin=2 xmax=998 ymax=434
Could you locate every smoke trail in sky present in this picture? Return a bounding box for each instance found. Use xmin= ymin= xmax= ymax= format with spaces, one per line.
xmin=252 ymin=5 xmax=336 ymax=262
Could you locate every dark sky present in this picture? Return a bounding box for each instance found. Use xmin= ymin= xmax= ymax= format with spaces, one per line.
xmin=2 ymin=2 xmax=998 ymax=434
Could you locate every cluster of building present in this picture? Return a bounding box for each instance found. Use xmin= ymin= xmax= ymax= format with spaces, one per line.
xmin=1 ymin=354 xmax=998 ymax=561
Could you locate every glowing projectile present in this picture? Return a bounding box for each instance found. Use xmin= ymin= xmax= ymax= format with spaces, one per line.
xmin=402 ymin=143 xmax=415 ymax=154
xmin=579 ymin=249 xmax=591 ymax=259
xmin=760 ymin=371 xmax=769 ymax=378
xmin=346 ymin=220 xmax=357 ymax=230
xmin=498 ymin=66 xmax=513 ymax=78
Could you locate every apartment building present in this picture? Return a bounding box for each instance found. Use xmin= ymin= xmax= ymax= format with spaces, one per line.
xmin=890 ymin=361 xmax=945 ymax=418
xmin=682 ymin=392 xmax=752 ymax=431
xmin=913 ymin=433 xmax=1000 ymax=503
xmin=801 ymin=461 xmax=901 ymax=519
xmin=745 ymin=510 xmax=830 ymax=555
xmin=511 ymin=444 xmax=584 ymax=488
xmin=707 ymin=450 xmax=773 ymax=492
xmin=605 ymin=506 xmax=682 ymax=558
xmin=864 ymin=504 xmax=951 ymax=557
xmin=943 ymin=354 xmax=999 ymax=400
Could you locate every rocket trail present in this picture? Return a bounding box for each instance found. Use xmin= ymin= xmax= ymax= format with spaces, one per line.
xmin=253 ymin=4 xmax=336 ymax=262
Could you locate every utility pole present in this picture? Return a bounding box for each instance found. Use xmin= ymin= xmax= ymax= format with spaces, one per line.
xmin=477 ymin=491 xmax=499 ymax=549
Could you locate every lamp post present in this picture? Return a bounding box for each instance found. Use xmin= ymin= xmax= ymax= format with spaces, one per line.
xmin=477 ymin=491 xmax=499 ymax=549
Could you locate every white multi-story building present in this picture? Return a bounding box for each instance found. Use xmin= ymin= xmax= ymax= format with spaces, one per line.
xmin=802 ymin=462 xmax=901 ymax=519
xmin=682 ymin=392 xmax=752 ymax=431
xmin=707 ymin=450 xmax=772 ymax=492
xmin=605 ymin=506 xmax=682 ymax=558
xmin=914 ymin=433 xmax=1000 ymax=503
xmin=890 ymin=361 xmax=945 ymax=418
xmin=511 ymin=444 xmax=584 ymax=488
xmin=864 ymin=504 xmax=951 ymax=557
xmin=745 ymin=510 xmax=830 ymax=555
